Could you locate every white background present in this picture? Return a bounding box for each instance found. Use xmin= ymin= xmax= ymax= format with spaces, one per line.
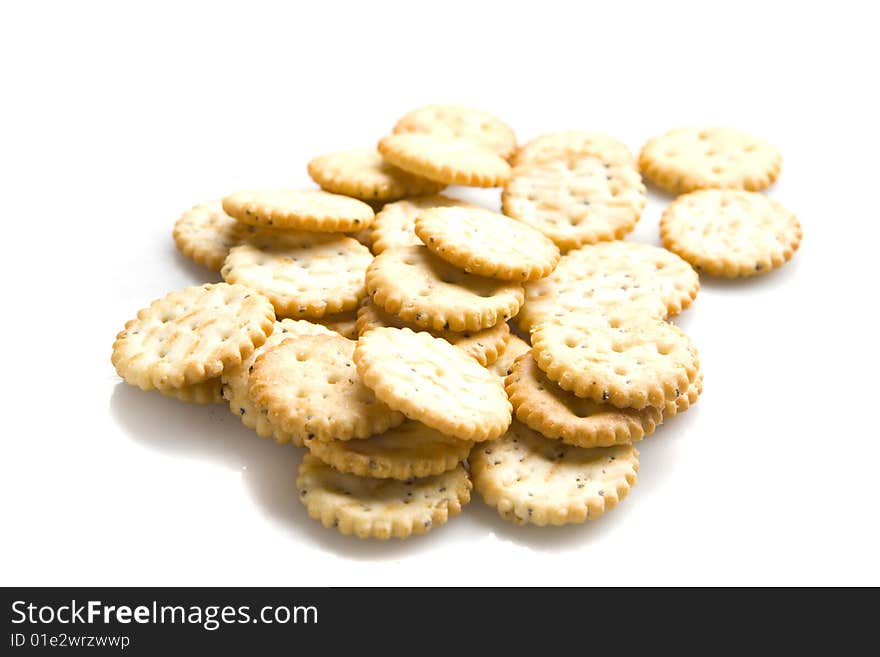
xmin=2 ymin=1 xmax=878 ymax=586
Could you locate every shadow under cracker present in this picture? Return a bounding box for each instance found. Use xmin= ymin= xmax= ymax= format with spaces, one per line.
xmin=108 ymin=383 xmax=455 ymax=562
xmin=695 ymin=252 xmax=802 ymax=292
xmin=466 ymin=487 xmax=637 ymax=551
xmin=170 ymin=245 xmax=224 ymax=285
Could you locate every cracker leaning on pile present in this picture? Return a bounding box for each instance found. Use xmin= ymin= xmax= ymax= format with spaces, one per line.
xmin=113 ymin=105 xmax=802 ymax=539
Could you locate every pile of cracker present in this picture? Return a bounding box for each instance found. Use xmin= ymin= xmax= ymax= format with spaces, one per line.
xmin=112 ymin=105 xmax=801 ymax=539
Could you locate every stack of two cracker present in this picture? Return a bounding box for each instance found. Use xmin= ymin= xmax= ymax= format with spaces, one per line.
xmin=172 ymin=190 xmax=384 ymax=340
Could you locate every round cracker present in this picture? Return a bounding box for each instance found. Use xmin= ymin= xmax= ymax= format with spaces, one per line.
xmin=222 ymin=188 xmax=374 ymax=232
xmin=307 ymin=147 xmax=445 ymax=202
xmin=221 ymin=319 xmax=337 ymax=445
xmin=371 ymin=194 xmax=474 ymax=254
xmin=519 ymin=241 xmax=699 ymax=331
xmin=378 ymin=134 xmax=511 ymax=188
xmin=531 ymin=313 xmax=700 ymax=410
xmin=470 ymin=422 xmax=639 ymax=526
xmin=249 ymin=333 xmax=404 ymax=443
xmin=297 ymin=455 xmax=471 ymax=540
xmin=502 ymin=153 xmax=646 ymax=250
xmin=306 ymin=421 xmax=472 ymax=480
xmin=392 ymin=104 xmax=517 ymax=160
xmin=660 ymin=189 xmax=802 ymax=277
xmin=366 ymin=246 xmax=523 ymax=332
xmin=506 ymin=353 xmax=662 ymax=447
xmin=354 ymin=327 xmax=512 ymax=442
xmin=639 ymin=126 xmax=782 ymax=194
xmin=414 ymin=206 xmax=560 ymax=281
xmin=111 ymin=283 xmax=275 ymax=391
xmin=356 ymin=299 xmax=509 ymax=367
xmin=221 ymin=231 xmax=372 ymax=318
xmin=513 ymin=130 xmax=634 ymax=167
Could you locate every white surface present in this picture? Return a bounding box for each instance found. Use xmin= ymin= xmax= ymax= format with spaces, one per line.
xmin=2 ymin=1 xmax=878 ymax=586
